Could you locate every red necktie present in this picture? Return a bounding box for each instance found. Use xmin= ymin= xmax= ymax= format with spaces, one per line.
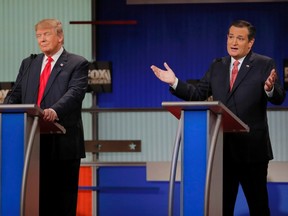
xmin=230 ymin=60 xmax=239 ymax=91
xmin=37 ymin=56 xmax=53 ymax=106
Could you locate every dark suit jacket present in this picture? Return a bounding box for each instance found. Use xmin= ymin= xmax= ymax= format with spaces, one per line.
xmin=5 ymin=49 xmax=89 ymax=160
xmin=170 ymin=51 xmax=286 ymax=163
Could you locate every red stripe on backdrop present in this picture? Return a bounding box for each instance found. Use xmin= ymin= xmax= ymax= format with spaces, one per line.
xmin=77 ymin=166 xmax=93 ymax=216
xmin=70 ymin=20 xmax=137 ymax=25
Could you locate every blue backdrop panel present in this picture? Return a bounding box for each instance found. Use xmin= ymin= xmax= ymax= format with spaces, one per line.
xmin=1 ymin=113 xmax=24 ymax=216
xmin=235 ymin=183 xmax=288 ymax=215
xmin=96 ymin=166 xmax=288 ymax=215
xmin=97 ymin=166 xmax=180 ymax=216
xmin=95 ymin=0 xmax=288 ymax=108
xmin=182 ymin=111 xmax=207 ymax=215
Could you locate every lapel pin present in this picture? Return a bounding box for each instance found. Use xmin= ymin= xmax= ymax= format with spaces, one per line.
xmin=246 ymin=65 xmax=250 ymax=68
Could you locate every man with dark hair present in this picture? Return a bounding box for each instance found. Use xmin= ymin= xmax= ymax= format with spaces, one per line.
xmin=151 ymin=20 xmax=286 ymax=215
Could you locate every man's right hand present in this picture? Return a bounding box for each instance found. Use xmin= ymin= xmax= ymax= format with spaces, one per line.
xmin=150 ymin=62 xmax=176 ymax=86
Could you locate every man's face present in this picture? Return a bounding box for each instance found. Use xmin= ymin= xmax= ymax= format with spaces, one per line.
xmin=227 ymin=26 xmax=254 ymax=60
xmin=36 ymin=28 xmax=63 ymax=56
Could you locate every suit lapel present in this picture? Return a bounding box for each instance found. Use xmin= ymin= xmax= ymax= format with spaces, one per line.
xmin=28 ymin=54 xmax=43 ymax=102
xmin=224 ymin=57 xmax=231 ymax=93
xmin=216 ymin=56 xmax=231 ymax=97
xmin=226 ymin=52 xmax=253 ymax=103
xmin=226 ymin=52 xmax=254 ymax=100
xmin=232 ymin=54 xmax=253 ymax=91
xmin=42 ymin=50 xmax=68 ymax=100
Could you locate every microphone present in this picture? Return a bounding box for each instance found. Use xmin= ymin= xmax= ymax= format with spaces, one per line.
xmin=4 ymin=54 xmax=37 ymax=104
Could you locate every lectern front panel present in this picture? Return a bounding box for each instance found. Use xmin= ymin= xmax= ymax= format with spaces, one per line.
xmin=0 ymin=113 xmax=25 ymax=215
xmin=182 ymin=110 xmax=208 ymax=215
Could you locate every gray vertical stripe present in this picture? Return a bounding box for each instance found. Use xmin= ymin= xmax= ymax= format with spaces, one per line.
xmin=0 ymin=0 xmax=92 ymax=82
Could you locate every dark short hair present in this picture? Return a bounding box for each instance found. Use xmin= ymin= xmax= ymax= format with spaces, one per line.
xmin=228 ymin=20 xmax=256 ymax=41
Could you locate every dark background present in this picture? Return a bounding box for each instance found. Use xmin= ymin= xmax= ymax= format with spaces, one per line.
xmin=95 ymin=0 xmax=288 ymax=108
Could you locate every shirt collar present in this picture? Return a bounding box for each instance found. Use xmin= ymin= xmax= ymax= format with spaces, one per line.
xmin=43 ymin=47 xmax=64 ymax=63
xmin=231 ymin=56 xmax=245 ymax=66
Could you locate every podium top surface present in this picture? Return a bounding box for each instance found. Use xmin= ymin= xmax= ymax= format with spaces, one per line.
xmin=162 ymin=101 xmax=249 ymax=132
xmin=0 ymin=104 xmax=66 ymax=134
xmin=0 ymin=104 xmax=42 ymax=115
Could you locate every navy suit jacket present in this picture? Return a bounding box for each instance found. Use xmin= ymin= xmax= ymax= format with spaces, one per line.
xmin=5 ymin=49 xmax=89 ymax=160
xmin=171 ymin=51 xmax=286 ymax=163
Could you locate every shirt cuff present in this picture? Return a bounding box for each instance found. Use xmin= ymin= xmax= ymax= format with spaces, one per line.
xmin=265 ymin=86 xmax=274 ymax=97
xmin=170 ymin=78 xmax=179 ymax=89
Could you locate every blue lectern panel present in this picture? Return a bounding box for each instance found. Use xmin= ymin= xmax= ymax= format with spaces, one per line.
xmin=182 ymin=111 xmax=207 ymax=215
xmin=1 ymin=113 xmax=25 ymax=216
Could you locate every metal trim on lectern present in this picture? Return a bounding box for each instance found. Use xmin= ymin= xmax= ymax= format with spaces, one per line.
xmin=162 ymin=101 xmax=249 ymax=216
xmin=0 ymin=104 xmax=66 ymax=216
xmin=162 ymin=101 xmax=249 ymax=132
xmin=0 ymin=104 xmax=66 ymax=134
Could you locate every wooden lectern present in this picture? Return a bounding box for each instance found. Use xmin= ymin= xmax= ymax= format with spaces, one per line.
xmin=0 ymin=104 xmax=65 ymax=216
xmin=162 ymin=101 xmax=249 ymax=216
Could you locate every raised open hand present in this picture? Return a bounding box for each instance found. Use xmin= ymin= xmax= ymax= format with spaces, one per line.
xmin=265 ymin=69 xmax=277 ymax=91
xmin=150 ymin=62 xmax=176 ymax=86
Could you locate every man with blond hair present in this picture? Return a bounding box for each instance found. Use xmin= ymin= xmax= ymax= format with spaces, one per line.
xmin=5 ymin=18 xmax=88 ymax=216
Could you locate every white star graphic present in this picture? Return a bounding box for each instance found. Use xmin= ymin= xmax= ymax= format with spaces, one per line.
xmin=129 ymin=143 xmax=137 ymax=150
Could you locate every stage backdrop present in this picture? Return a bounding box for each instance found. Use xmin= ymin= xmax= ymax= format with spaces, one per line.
xmin=94 ymin=0 xmax=288 ymax=108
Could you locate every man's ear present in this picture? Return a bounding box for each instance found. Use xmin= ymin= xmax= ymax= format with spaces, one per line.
xmin=248 ymin=38 xmax=255 ymax=49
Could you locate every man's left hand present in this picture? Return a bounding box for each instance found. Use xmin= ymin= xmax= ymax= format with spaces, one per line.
xmin=42 ymin=108 xmax=58 ymax=122
xmin=265 ymin=69 xmax=277 ymax=92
